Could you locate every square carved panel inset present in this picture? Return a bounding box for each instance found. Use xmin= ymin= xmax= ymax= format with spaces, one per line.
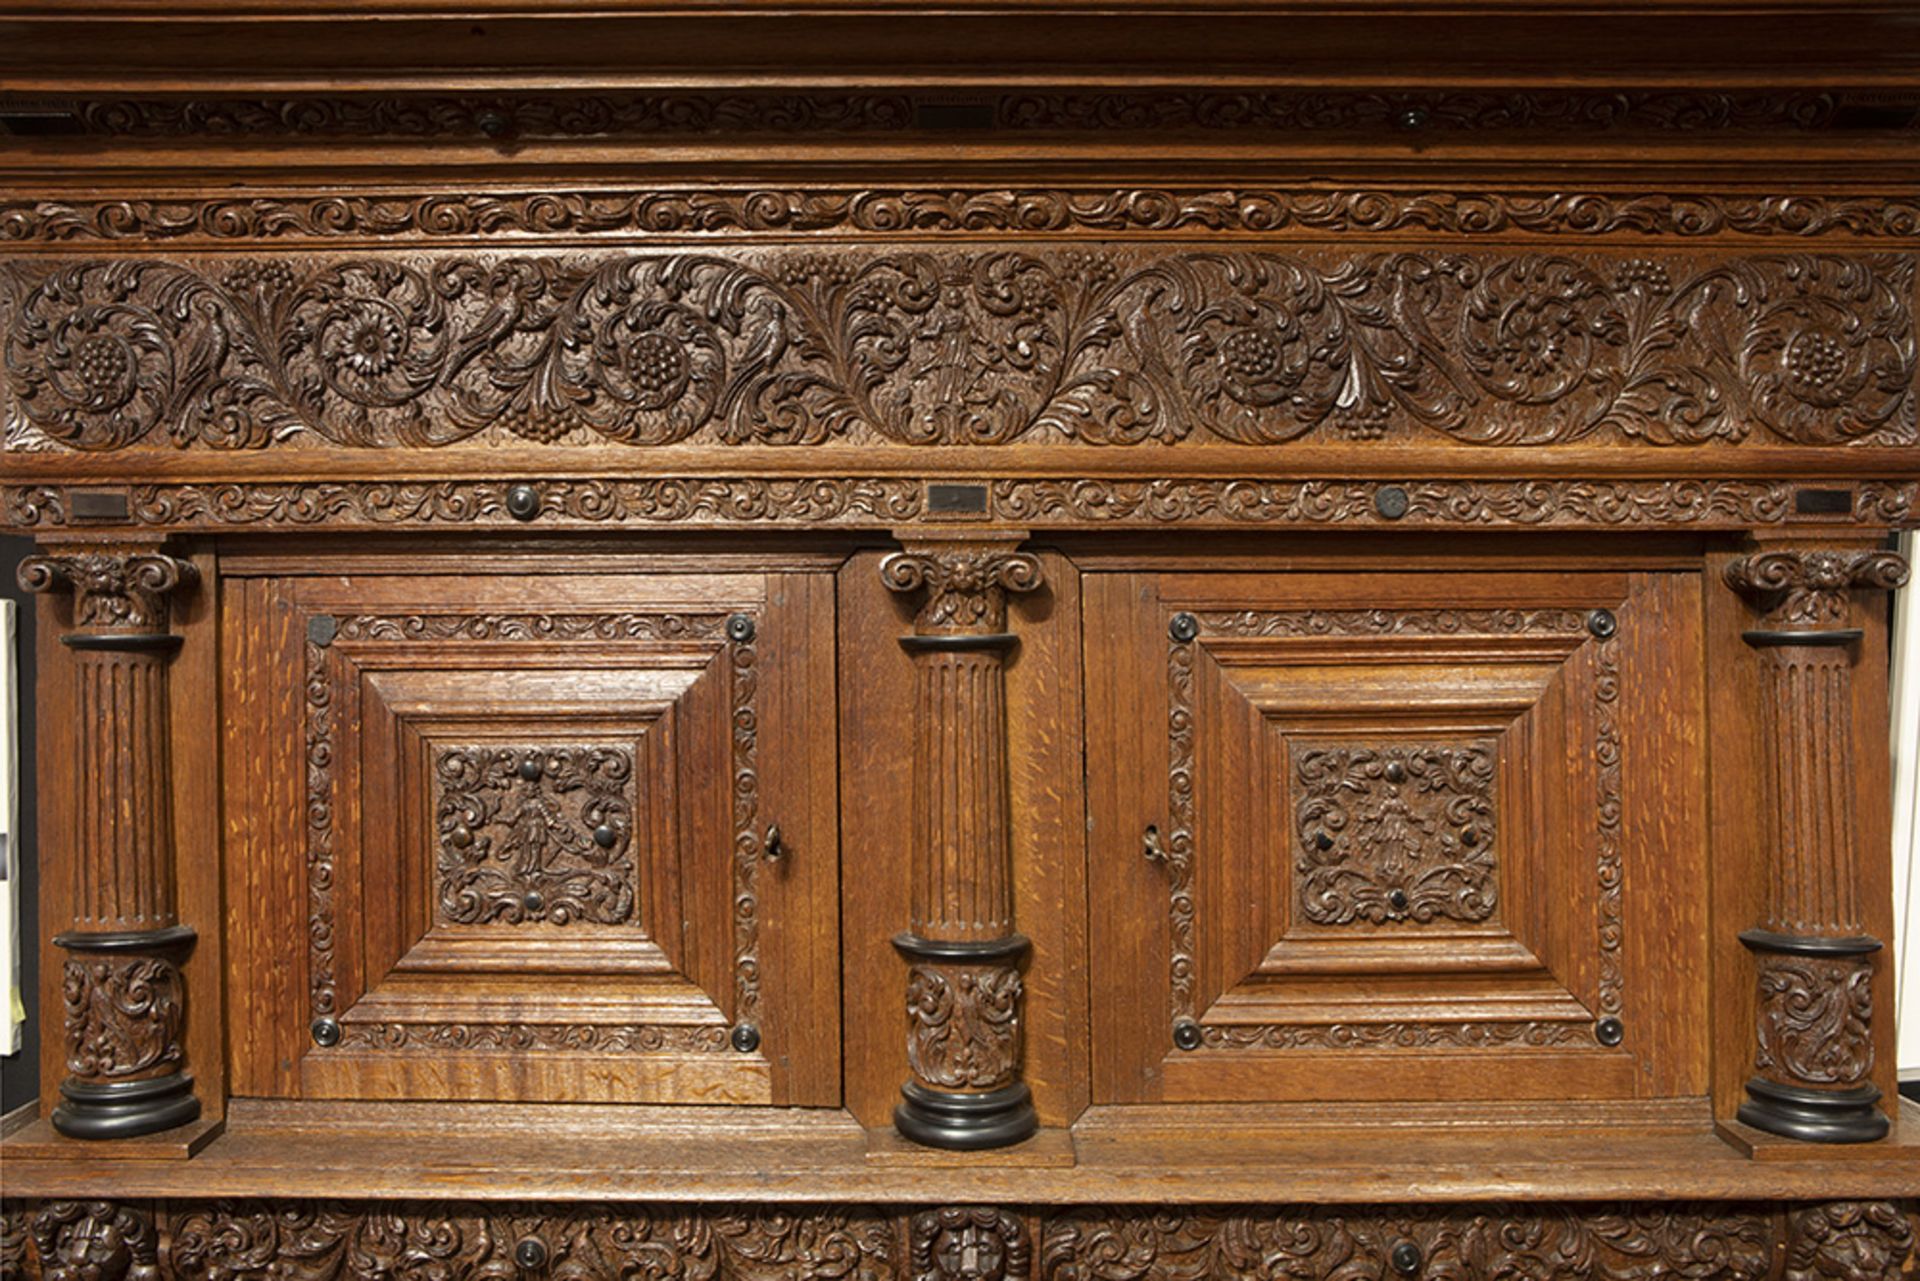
xmin=434 ymin=744 xmax=636 ymax=927
xmin=1292 ymin=743 xmax=1498 ymax=927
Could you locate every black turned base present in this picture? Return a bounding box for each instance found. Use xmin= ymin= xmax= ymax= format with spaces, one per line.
xmin=895 ymin=1080 xmax=1038 ymax=1151
xmin=53 ymin=1070 xmax=201 ymax=1140
xmin=1739 ymin=1077 xmax=1889 ymax=1145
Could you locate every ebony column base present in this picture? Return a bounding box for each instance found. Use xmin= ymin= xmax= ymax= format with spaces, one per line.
xmin=1739 ymin=1077 xmax=1889 ymax=1145
xmin=52 ymin=1071 xmax=201 ymax=1141
xmin=895 ymin=1080 xmax=1038 ymax=1151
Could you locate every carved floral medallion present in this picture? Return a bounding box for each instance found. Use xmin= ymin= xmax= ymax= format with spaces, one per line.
xmin=1292 ymin=743 xmax=1499 ymax=927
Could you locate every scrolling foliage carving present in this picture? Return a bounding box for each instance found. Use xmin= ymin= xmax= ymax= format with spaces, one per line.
xmin=61 ymin=956 xmax=185 ymax=1079
xmin=0 ymin=1200 xmax=1914 ymax=1281
xmin=1753 ymin=953 xmax=1875 ymax=1089
xmin=4 ymin=251 xmax=1911 ymax=452
xmin=1293 ymin=743 xmax=1498 ymax=927
xmin=434 ymin=745 xmax=636 ymax=927
xmin=905 ymin=963 xmax=1025 ymax=1092
xmin=5 ymin=190 xmax=1917 ymax=245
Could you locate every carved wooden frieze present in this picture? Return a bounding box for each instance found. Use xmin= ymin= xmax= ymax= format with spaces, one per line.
xmin=8 ymin=1200 xmax=1912 ymax=1281
xmin=20 ymin=89 xmax=1912 ymax=139
xmin=4 ymin=190 xmax=1916 ymax=245
xmin=433 ymin=745 xmax=636 ymax=927
xmin=3 ymin=250 xmax=1912 ymax=453
xmin=6 ymin=479 xmax=1917 ymax=535
xmin=1292 ymin=743 xmax=1498 ymax=927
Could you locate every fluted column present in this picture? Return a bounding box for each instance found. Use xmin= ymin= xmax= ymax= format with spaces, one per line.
xmin=19 ymin=545 xmax=201 ymax=1140
xmin=880 ymin=537 xmax=1041 ymax=1149
xmin=1724 ymin=544 xmax=1908 ymax=1143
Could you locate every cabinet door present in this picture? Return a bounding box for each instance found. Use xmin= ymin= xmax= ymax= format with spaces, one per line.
xmin=224 ymin=568 xmax=838 ymax=1105
xmin=1086 ymin=569 xmax=1705 ymax=1104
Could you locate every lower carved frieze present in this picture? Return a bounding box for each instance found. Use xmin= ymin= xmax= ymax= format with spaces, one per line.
xmin=3 ymin=479 xmax=1917 ymax=535
xmin=0 ymin=1200 xmax=1914 ymax=1281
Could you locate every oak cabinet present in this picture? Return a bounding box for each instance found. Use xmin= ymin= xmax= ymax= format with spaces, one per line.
xmin=220 ymin=567 xmax=843 ymax=1105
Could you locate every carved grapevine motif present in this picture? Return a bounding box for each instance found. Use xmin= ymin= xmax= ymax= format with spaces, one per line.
xmin=60 ymin=956 xmax=185 ymax=1080
xmin=1752 ymin=953 xmax=1876 ymax=1088
xmin=1292 ymin=744 xmax=1498 ymax=926
xmin=434 ymin=745 xmax=636 ymax=927
xmin=904 ymin=964 xmax=1025 ymax=1092
xmin=5 ymin=251 xmax=1911 ymax=452
xmin=5 ymin=190 xmax=1916 ymax=245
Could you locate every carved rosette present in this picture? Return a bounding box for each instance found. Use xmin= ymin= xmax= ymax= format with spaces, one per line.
xmin=882 ymin=538 xmax=1042 ymax=1150
xmin=1724 ymin=545 xmax=1910 ymax=1144
xmin=17 ymin=546 xmax=202 ymax=1140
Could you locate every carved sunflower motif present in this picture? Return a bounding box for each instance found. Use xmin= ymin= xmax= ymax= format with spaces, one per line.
xmin=7 ymin=271 xmax=181 ymax=449
xmin=1459 ymin=256 xmax=1624 ymax=405
xmin=323 ymin=304 xmax=406 ymax=378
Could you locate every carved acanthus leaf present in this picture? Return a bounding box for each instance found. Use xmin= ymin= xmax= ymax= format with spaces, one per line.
xmin=61 ymin=956 xmax=185 ymax=1080
xmin=881 ymin=546 xmax=1044 ymax=634
xmin=1753 ymin=953 xmax=1876 ymax=1089
xmin=905 ymin=963 xmax=1025 ymax=1091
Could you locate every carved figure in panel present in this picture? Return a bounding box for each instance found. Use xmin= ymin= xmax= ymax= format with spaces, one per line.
xmin=434 ymin=745 xmax=636 ymax=927
xmin=5 ymin=251 xmax=1911 ymax=452
xmin=911 ymin=1208 xmax=1030 ymax=1281
xmin=1291 ymin=743 xmax=1498 ymax=926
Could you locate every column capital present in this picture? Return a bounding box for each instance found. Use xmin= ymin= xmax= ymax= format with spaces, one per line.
xmin=1723 ymin=546 xmax=1906 ymax=630
xmin=879 ymin=534 xmax=1042 ymax=636
xmin=17 ymin=546 xmax=198 ymax=636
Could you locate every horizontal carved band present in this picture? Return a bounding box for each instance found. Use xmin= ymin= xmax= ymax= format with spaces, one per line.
xmin=15 ymin=90 xmax=1916 ymax=140
xmin=4 ymin=190 xmax=1916 ymax=245
xmin=1 ymin=1199 xmax=1914 ymax=1281
xmin=4 ymin=251 xmax=1911 ymax=452
xmin=7 ymin=480 xmax=1915 ymax=534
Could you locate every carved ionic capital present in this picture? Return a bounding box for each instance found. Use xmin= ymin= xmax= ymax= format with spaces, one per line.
xmin=1723 ymin=547 xmax=1908 ymax=630
xmin=17 ymin=549 xmax=197 ymax=636
xmin=880 ymin=543 xmax=1043 ymax=635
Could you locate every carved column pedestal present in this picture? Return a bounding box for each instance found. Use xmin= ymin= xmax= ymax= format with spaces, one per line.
xmin=19 ymin=546 xmax=201 ymax=1140
xmin=1724 ymin=544 xmax=1908 ymax=1144
xmin=881 ymin=536 xmax=1041 ymax=1150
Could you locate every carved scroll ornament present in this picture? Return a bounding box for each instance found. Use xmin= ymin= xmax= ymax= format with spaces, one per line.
xmin=4 ymin=250 xmax=1910 ymax=453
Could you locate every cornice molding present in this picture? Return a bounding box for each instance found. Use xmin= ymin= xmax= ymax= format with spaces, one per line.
xmin=5 ymin=90 xmax=1912 ymax=141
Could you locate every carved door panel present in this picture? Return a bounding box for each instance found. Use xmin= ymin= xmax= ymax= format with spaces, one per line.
xmin=1086 ymin=568 xmax=1707 ymax=1104
xmin=223 ymin=568 xmax=839 ymax=1105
